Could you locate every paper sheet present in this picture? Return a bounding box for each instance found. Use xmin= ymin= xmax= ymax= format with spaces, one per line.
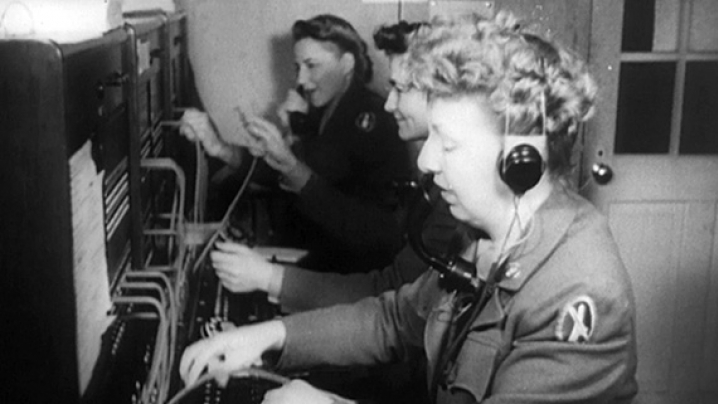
xmin=122 ymin=0 xmax=176 ymax=13
xmin=0 ymin=0 xmax=123 ymax=43
xmin=254 ymin=246 xmax=308 ymax=264
xmin=69 ymin=140 xmax=115 ymax=394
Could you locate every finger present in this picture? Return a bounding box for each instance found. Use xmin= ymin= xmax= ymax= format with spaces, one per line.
xmin=213 ymin=266 xmax=232 ymax=280
xmin=247 ymin=147 xmax=267 ymax=158
xmin=182 ymin=114 xmax=204 ymax=125
xmin=179 ymin=123 xmax=199 ymax=141
xmin=181 ymin=115 xmax=208 ymax=130
xmin=214 ymin=264 xmax=244 ymax=281
xmin=179 ymin=349 xmax=195 ymax=383
xmin=213 ymin=261 xmax=246 ymax=276
xmin=245 ymin=134 xmax=265 ymax=150
xmin=214 ymin=268 xmax=237 ymax=283
xmin=180 ymin=108 xmax=199 ymax=121
xmin=211 ymin=260 xmax=237 ymax=274
xmin=247 ymin=147 xmax=266 ymax=159
xmin=263 ymin=159 xmax=285 ymax=173
xmin=179 ymin=338 xmax=208 ymax=381
xmin=186 ymin=354 xmax=210 ymax=387
xmin=244 ymin=115 xmax=268 ymax=127
xmin=215 ymin=241 xmax=252 ymax=254
xmin=212 ymin=355 xmax=250 ymax=385
xmin=215 ymin=370 xmax=230 ymax=389
xmin=277 ymin=109 xmax=290 ymax=128
xmin=210 ymin=254 xmax=235 ymax=270
xmin=288 ymin=87 xmax=303 ymax=99
xmin=245 ymin=131 xmax=267 ymax=147
xmin=213 ymin=263 xmax=241 ymax=278
xmin=282 ymin=89 xmax=308 ymax=111
xmin=244 ymin=121 xmax=271 ymax=139
xmin=245 ymin=136 xmax=267 ymax=151
xmin=210 ymin=249 xmax=237 ymax=262
xmin=185 ymin=340 xmax=224 ymax=386
xmin=219 ymin=321 xmax=237 ymax=332
xmin=212 ymin=251 xmax=243 ymax=265
xmin=247 ymin=118 xmax=282 ymax=142
xmin=262 ymin=387 xmax=281 ymax=404
xmin=265 ymin=155 xmax=295 ymax=173
xmin=215 ymin=276 xmax=235 ymax=292
xmin=240 ymin=132 xmax=268 ymax=152
xmin=214 ymin=261 xmax=246 ymax=277
xmin=259 ymin=134 xmax=291 ymax=155
xmin=206 ymin=357 xmax=230 ymax=388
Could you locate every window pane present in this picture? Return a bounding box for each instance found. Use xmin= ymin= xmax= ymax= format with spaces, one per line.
xmin=622 ymin=0 xmax=679 ymax=52
xmin=689 ymin=0 xmax=718 ymax=51
xmin=615 ymin=62 xmax=675 ymax=154
xmin=680 ymin=62 xmax=718 ymax=154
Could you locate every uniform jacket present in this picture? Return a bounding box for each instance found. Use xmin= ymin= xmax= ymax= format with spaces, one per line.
xmin=284 ymin=81 xmax=412 ymax=272
xmin=277 ymin=186 xmax=638 ymax=403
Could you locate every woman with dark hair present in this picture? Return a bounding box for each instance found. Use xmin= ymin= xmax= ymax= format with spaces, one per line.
xmin=373 ymin=20 xmax=426 ymax=56
xmin=181 ymin=14 xmax=412 ymax=272
xmin=292 ymin=14 xmax=374 ymax=84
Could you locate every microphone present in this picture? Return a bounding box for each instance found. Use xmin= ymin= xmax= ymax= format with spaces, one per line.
xmin=406 ymin=175 xmax=479 ymax=293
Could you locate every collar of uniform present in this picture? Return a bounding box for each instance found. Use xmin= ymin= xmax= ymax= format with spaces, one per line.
xmin=481 ymin=186 xmax=579 ymax=293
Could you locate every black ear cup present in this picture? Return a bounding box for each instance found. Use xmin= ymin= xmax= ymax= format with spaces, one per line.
xmin=500 ymin=143 xmax=545 ymax=195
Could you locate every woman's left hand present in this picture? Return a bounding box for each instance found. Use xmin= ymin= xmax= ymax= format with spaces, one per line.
xmin=244 ymin=116 xmax=312 ymax=193
xmin=263 ymin=380 xmax=352 ymax=404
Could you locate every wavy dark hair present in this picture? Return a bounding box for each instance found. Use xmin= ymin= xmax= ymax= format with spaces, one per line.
xmin=373 ymin=20 xmax=426 ymax=56
xmin=292 ymin=14 xmax=373 ymax=84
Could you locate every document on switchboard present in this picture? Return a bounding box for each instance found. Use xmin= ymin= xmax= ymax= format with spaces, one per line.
xmin=69 ymin=139 xmax=115 ymax=394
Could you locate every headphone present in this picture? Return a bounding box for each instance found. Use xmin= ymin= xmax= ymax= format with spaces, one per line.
xmin=498 ymin=91 xmax=548 ymax=195
xmin=499 ymin=134 xmax=546 ymax=195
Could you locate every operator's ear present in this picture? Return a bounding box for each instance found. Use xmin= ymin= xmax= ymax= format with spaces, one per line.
xmin=339 ymin=52 xmax=355 ymax=77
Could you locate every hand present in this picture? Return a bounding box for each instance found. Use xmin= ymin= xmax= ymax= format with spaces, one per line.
xmin=263 ymin=380 xmax=341 ymax=404
xmin=211 ymin=241 xmax=277 ymax=293
xmin=277 ymin=88 xmax=309 ymax=128
xmin=179 ymin=108 xmax=228 ymax=158
xmin=244 ymin=116 xmax=312 ymax=193
xmin=179 ymin=320 xmax=287 ymax=387
xmin=276 ymin=159 xmax=312 ymax=194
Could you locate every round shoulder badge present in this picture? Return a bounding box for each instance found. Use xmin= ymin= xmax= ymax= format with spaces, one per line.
xmin=555 ymin=295 xmax=596 ymax=343
xmin=355 ymin=112 xmax=376 ymax=133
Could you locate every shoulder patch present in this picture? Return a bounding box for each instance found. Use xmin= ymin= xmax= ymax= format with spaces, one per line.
xmin=504 ymin=262 xmax=521 ymax=279
xmin=355 ymin=112 xmax=376 ymax=133
xmin=555 ymin=295 xmax=596 ymax=343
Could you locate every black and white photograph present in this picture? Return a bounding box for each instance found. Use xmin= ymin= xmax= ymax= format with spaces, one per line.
xmin=1 ymin=1 xmax=717 ymax=403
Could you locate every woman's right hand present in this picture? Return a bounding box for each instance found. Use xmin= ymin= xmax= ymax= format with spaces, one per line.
xmin=277 ymin=88 xmax=309 ymax=128
xmin=179 ymin=320 xmax=287 ymax=387
xmin=243 ymin=116 xmax=313 ymax=193
xmin=263 ymin=379 xmax=353 ymax=404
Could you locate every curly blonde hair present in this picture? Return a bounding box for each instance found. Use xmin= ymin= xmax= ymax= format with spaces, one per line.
xmin=406 ymin=11 xmax=597 ymax=176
